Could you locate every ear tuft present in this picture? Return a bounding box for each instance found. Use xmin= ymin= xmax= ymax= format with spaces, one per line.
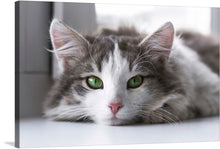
xmin=49 ymin=19 xmax=89 ymax=59
xmin=139 ymin=22 xmax=174 ymax=57
xmin=155 ymin=21 xmax=174 ymax=49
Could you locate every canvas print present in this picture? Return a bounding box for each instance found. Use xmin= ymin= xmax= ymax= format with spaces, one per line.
xmin=15 ymin=1 xmax=220 ymax=148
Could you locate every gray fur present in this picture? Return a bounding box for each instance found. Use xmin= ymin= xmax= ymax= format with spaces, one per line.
xmin=44 ymin=19 xmax=219 ymax=125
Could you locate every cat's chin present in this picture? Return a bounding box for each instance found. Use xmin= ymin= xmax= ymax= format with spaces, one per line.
xmin=108 ymin=117 xmax=126 ymax=126
xmin=95 ymin=117 xmax=127 ymax=125
xmin=98 ymin=117 xmax=132 ymax=126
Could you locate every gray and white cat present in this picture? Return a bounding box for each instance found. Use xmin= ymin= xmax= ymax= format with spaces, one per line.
xmin=43 ymin=19 xmax=219 ymax=125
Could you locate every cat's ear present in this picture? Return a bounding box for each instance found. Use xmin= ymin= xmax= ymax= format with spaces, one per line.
xmin=139 ymin=22 xmax=174 ymax=58
xmin=49 ymin=19 xmax=89 ymax=60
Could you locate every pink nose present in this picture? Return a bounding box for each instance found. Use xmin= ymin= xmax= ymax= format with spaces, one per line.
xmin=108 ymin=102 xmax=122 ymax=115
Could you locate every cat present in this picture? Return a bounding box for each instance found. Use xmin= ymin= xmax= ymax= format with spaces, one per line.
xmin=43 ymin=19 xmax=219 ymax=125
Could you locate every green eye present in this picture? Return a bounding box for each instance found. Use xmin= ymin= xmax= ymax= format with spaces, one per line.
xmin=86 ymin=76 xmax=103 ymax=89
xmin=127 ymin=75 xmax=143 ymax=89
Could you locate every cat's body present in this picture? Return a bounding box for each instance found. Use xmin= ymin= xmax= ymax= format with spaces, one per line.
xmin=44 ymin=19 xmax=219 ymax=125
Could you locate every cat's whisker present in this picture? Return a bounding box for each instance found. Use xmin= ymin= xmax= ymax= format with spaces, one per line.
xmin=157 ymin=108 xmax=181 ymax=123
xmin=136 ymin=109 xmax=175 ymax=124
xmin=153 ymin=110 xmax=178 ymax=124
xmin=45 ymin=19 xmax=219 ymax=126
xmin=136 ymin=107 xmax=175 ymax=124
xmin=153 ymin=112 xmax=172 ymax=124
xmin=76 ymin=114 xmax=90 ymax=121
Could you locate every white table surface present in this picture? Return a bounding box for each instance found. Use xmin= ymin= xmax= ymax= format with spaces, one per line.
xmin=19 ymin=116 xmax=220 ymax=148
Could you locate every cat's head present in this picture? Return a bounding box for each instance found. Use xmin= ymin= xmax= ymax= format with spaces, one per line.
xmin=48 ymin=19 xmax=178 ymax=125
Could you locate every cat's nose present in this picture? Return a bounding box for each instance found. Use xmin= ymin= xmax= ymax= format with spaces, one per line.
xmin=108 ymin=102 xmax=122 ymax=115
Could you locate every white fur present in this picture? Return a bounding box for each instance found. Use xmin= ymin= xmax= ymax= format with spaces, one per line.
xmin=82 ymin=42 xmax=149 ymax=125
xmin=45 ymin=41 xmax=153 ymax=125
xmin=45 ymin=22 xmax=219 ymax=125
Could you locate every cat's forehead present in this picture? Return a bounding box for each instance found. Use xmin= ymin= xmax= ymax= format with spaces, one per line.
xmin=67 ymin=35 xmax=153 ymax=77
xmin=90 ymin=36 xmax=115 ymax=55
xmin=87 ymin=36 xmax=139 ymax=72
xmin=87 ymin=35 xmax=142 ymax=66
xmin=88 ymin=35 xmax=142 ymax=52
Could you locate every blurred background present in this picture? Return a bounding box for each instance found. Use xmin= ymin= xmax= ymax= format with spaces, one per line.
xmin=16 ymin=1 xmax=220 ymax=119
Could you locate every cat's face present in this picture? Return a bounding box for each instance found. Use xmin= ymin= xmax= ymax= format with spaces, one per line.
xmin=49 ymin=19 xmax=176 ymax=125
xmin=75 ymin=39 xmax=154 ymax=125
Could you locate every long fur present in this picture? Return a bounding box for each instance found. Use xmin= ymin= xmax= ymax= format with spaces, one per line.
xmin=43 ymin=19 xmax=219 ymax=125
